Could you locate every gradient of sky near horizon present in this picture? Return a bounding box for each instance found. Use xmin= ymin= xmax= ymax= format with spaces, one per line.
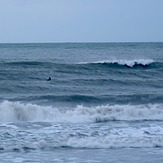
xmin=0 ymin=0 xmax=163 ymax=43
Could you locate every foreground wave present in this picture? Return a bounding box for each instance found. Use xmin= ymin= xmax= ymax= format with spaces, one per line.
xmin=1 ymin=117 xmax=163 ymax=150
xmin=0 ymin=101 xmax=163 ymax=123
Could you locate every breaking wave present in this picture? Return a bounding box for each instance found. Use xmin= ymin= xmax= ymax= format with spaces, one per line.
xmin=0 ymin=101 xmax=163 ymax=123
xmin=1 ymin=101 xmax=163 ymax=150
xmin=79 ymin=59 xmax=158 ymax=68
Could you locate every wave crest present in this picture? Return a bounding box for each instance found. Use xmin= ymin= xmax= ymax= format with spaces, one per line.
xmin=0 ymin=101 xmax=163 ymax=123
xmin=80 ymin=59 xmax=155 ymax=67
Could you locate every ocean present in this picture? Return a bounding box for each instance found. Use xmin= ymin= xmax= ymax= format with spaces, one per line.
xmin=0 ymin=43 xmax=163 ymax=162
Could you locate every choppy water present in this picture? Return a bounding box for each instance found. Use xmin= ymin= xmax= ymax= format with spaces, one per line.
xmin=0 ymin=43 xmax=163 ymax=162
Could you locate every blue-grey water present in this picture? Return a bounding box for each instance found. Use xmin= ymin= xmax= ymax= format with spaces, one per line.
xmin=0 ymin=43 xmax=163 ymax=162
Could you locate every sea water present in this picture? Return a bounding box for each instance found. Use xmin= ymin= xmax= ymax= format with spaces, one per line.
xmin=0 ymin=43 xmax=163 ymax=162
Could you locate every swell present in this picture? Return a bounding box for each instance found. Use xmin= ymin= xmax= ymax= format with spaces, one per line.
xmin=1 ymin=59 xmax=162 ymax=69
xmin=11 ymin=94 xmax=163 ymax=105
xmin=2 ymin=61 xmax=53 ymax=67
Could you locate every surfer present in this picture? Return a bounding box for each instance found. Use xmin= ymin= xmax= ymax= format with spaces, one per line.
xmin=47 ymin=77 xmax=51 ymax=81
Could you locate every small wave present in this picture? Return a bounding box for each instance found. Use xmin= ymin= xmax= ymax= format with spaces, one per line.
xmin=79 ymin=59 xmax=156 ymax=68
xmin=0 ymin=101 xmax=163 ymax=123
xmin=1 ymin=136 xmax=163 ymax=151
xmin=67 ymin=135 xmax=163 ymax=149
xmin=24 ymin=95 xmax=101 ymax=104
xmin=3 ymin=61 xmax=54 ymax=67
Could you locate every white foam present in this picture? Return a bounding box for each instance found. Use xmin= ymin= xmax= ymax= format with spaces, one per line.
xmin=0 ymin=101 xmax=163 ymax=123
xmin=80 ymin=59 xmax=154 ymax=67
xmin=67 ymin=134 xmax=163 ymax=148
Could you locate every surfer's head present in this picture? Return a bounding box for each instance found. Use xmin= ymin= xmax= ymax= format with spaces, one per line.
xmin=47 ymin=77 xmax=51 ymax=81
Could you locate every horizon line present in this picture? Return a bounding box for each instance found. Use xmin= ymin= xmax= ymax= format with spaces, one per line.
xmin=0 ymin=41 xmax=163 ymax=44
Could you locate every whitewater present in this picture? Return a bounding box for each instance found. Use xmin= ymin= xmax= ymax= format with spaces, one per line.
xmin=0 ymin=43 xmax=163 ymax=162
xmin=0 ymin=101 xmax=163 ymax=123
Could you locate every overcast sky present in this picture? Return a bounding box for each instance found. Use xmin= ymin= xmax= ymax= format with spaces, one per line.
xmin=0 ymin=0 xmax=163 ymax=43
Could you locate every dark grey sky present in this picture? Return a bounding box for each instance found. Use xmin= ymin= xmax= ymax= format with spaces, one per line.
xmin=0 ymin=0 xmax=163 ymax=43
